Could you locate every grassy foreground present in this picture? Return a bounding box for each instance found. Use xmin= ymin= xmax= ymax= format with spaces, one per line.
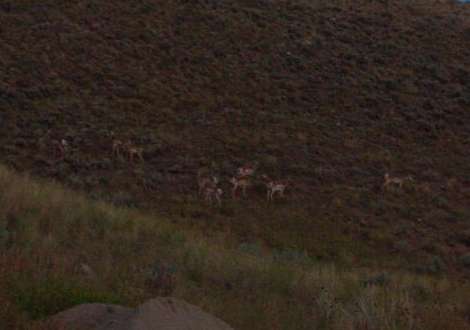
xmin=0 ymin=165 xmax=469 ymax=330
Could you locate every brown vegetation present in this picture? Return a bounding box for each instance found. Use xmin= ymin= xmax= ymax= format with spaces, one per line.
xmin=0 ymin=0 xmax=469 ymax=328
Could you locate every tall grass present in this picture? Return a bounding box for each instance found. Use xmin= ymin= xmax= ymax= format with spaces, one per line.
xmin=0 ymin=165 xmax=468 ymax=330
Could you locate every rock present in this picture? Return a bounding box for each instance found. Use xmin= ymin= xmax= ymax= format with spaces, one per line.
xmin=129 ymin=297 xmax=234 ymax=330
xmin=46 ymin=297 xmax=234 ymax=330
xmin=47 ymin=303 xmax=134 ymax=330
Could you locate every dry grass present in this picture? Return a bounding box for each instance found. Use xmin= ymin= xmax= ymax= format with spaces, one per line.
xmin=0 ymin=165 xmax=469 ymax=329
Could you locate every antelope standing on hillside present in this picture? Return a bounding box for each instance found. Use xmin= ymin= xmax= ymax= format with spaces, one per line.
xmin=197 ymin=169 xmax=223 ymax=205
xmin=112 ymin=139 xmax=125 ymax=159
xmin=237 ymin=161 xmax=259 ymax=178
xmin=230 ymin=176 xmax=252 ymax=199
xmin=51 ymin=139 xmax=68 ymax=160
xmin=261 ymin=174 xmax=290 ymax=202
xmin=203 ymin=186 xmax=223 ymax=206
xmin=383 ymin=173 xmax=414 ymax=191
xmin=197 ymin=169 xmax=218 ymax=195
xmin=123 ymin=140 xmax=144 ymax=163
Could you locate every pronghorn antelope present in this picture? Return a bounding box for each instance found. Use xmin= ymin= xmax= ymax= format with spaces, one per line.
xmin=123 ymin=140 xmax=144 ymax=163
xmin=197 ymin=169 xmax=223 ymax=205
xmin=112 ymin=139 xmax=124 ymax=159
xmin=230 ymin=176 xmax=252 ymax=199
xmin=261 ymin=174 xmax=290 ymax=202
xmin=237 ymin=161 xmax=259 ymax=178
xmin=383 ymin=173 xmax=414 ymax=191
xmin=197 ymin=169 xmax=218 ymax=196
xmin=51 ymin=139 xmax=68 ymax=160
xmin=203 ymin=186 xmax=223 ymax=206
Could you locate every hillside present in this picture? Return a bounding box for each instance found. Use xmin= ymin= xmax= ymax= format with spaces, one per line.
xmin=1 ymin=0 xmax=470 ymax=282
xmin=1 ymin=165 xmax=470 ymax=329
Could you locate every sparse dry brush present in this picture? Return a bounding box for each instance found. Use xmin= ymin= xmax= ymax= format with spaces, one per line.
xmin=0 ymin=166 xmax=469 ymax=329
xmin=0 ymin=0 xmax=468 ymax=272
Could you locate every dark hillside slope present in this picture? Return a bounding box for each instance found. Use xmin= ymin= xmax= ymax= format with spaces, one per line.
xmin=1 ymin=1 xmax=469 ymax=270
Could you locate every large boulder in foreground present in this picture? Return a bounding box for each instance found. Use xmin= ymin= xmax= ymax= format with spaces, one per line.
xmin=47 ymin=297 xmax=234 ymax=330
xmin=47 ymin=303 xmax=133 ymax=330
xmin=129 ymin=298 xmax=234 ymax=330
